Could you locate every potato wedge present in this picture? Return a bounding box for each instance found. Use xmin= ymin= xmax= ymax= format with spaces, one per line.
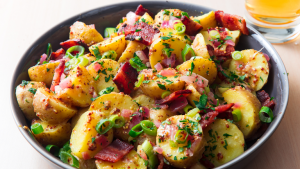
xmin=150 ymin=108 xmax=176 ymax=129
xmin=70 ymin=110 xmax=113 ymax=159
xmin=201 ymin=30 xmax=241 ymax=47
xmin=178 ymin=57 xmax=217 ymax=84
xmin=186 ymin=84 xmax=201 ymax=107
xmin=28 ymin=62 xmax=60 ymax=87
xmin=57 ymin=65 xmax=96 ymax=107
xmin=191 ymin=33 xmax=210 ymax=59
xmin=89 ymin=35 xmax=126 ymax=59
xmin=191 ymin=11 xmax=217 ymax=31
xmin=16 ymin=81 xmax=46 ymax=121
xmin=71 ymin=107 xmax=89 ymax=129
xmin=157 ymin=115 xmax=206 ymax=168
xmin=87 ymin=59 xmax=120 ymax=93
xmin=228 ymin=49 xmax=269 ymax=91
xmin=139 ymin=12 xmax=154 ymax=25
xmin=70 ymin=21 xmax=104 ymax=46
xmin=95 ymin=150 xmax=146 ymax=169
xmin=154 ymin=9 xmax=182 ymax=27
xmin=149 ymin=37 xmax=188 ymax=68
xmin=203 ymin=119 xmax=245 ymax=167
xmin=153 ymin=28 xmax=192 ymax=45
xmin=118 ymin=41 xmax=146 ymax=63
xmin=33 ymin=88 xmax=77 ymax=124
xmin=133 ymin=94 xmax=155 ymax=109
xmin=222 ymin=86 xmax=261 ymax=139
xmin=32 ymin=119 xmax=72 ymax=147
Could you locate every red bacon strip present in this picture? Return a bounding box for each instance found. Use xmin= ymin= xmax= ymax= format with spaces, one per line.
xmin=60 ymin=39 xmax=88 ymax=51
xmin=113 ymin=62 xmax=138 ymax=95
xmin=50 ymin=48 xmax=65 ymax=60
xmin=215 ymin=10 xmax=249 ymax=35
xmin=181 ymin=15 xmax=203 ymax=36
xmin=135 ymin=4 xmax=153 ymax=17
xmin=256 ymin=90 xmax=276 ymax=110
xmin=215 ymin=103 xmax=234 ymax=113
xmin=155 ymin=90 xmax=192 ymax=105
xmin=50 ymin=60 xmax=65 ymax=91
xmin=200 ymin=111 xmax=219 ymax=129
xmin=94 ymin=139 xmax=134 ymax=163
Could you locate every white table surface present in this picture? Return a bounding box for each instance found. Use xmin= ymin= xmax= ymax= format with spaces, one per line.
xmin=2 ymin=0 xmax=299 ymax=168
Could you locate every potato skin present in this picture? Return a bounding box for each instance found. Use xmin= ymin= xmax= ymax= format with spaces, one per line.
xmin=33 ymin=88 xmax=77 ymax=124
xmin=118 ymin=41 xmax=146 ymax=63
xmin=70 ymin=21 xmax=104 ymax=46
xmin=70 ymin=110 xmax=113 ymax=159
xmin=71 ymin=107 xmax=89 ymax=129
xmin=203 ymin=119 xmax=245 ymax=167
xmin=57 ymin=65 xmax=96 ymax=107
xmin=222 ymin=86 xmax=261 ymax=139
xmin=16 ymin=81 xmax=46 ymax=121
xmin=32 ymin=119 xmax=72 ymax=147
xmin=28 ymin=62 xmax=60 ymax=87
xmin=191 ymin=33 xmax=210 ymax=59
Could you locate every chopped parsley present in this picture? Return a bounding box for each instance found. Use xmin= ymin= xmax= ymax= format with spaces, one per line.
xmin=194 ymin=19 xmax=200 ymax=23
xmin=92 ymin=137 xmax=95 ymax=143
xmin=28 ymin=88 xmax=37 ymax=94
xmin=178 ymin=147 xmax=184 ymax=152
xmin=94 ymin=74 xmax=100 ymax=81
xmin=157 ymin=74 xmax=167 ymax=79
xmin=46 ymin=68 xmax=50 ymax=72
xmin=143 ymin=80 xmax=150 ymax=84
xmin=270 ymin=97 xmax=274 ymax=101
xmin=224 ymin=36 xmax=233 ymax=40
xmin=157 ymin=83 xmax=166 ymax=90
xmin=174 ymin=156 xmax=177 ymax=160
xmin=120 ymin=18 xmax=123 ymax=23
xmin=223 ymin=140 xmax=228 ymax=149
xmin=135 ymin=29 xmax=141 ymax=32
xmin=260 ymin=76 xmax=264 ymax=82
xmin=20 ymin=80 xmax=29 ymax=87
xmin=162 ymin=9 xmax=170 ymax=15
xmin=153 ymin=107 xmax=161 ymax=110
xmin=161 ymin=36 xmax=171 ymax=40
xmin=92 ymin=46 xmax=102 ymax=59
xmin=181 ymin=11 xmax=189 ymax=18
xmin=223 ymin=133 xmax=232 ymax=138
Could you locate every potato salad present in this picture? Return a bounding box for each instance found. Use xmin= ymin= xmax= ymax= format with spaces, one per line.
xmin=16 ymin=4 xmax=276 ymax=169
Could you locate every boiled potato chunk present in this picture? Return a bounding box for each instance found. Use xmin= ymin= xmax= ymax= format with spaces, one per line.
xmin=33 ymin=88 xmax=77 ymax=124
xmin=28 ymin=62 xmax=60 ymax=87
xmin=118 ymin=41 xmax=146 ymax=63
xmin=229 ymin=49 xmax=269 ymax=91
xmin=154 ymin=28 xmax=192 ymax=44
xmin=186 ymin=84 xmax=201 ymax=107
xmin=203 ymin=119 xmax=245 ymax=167
xmin=178 ymin=57 xmax=217 ymax=84
xmin=201 ymin=30 xmax=241 ymax=46
xmin=154 ymin=9 xmax=182 ymax=26
xmin=89 ymin=35 xmax=126 ymax=59
xmin=191 ymin=33 xmax=210 ymax=59
xmin=190 ymin=162 xmax=208 ymax=169
xmin=133 ymin=94 xmax=155 ymax=109
xmin=16 ymin=81 xmax=46 ymax=121
xmin=70 ymin=110 xmax=113 ymax=159
xmin=95 ymin=150 xmax=146 ymax=169
xmin=139 ymin=12 xmax=154 ymax=25
xmin=82 ymin=53 xmax=97 ymax=66
xmin=191 ymin=11 xmax=217 ymax=31
xmin=140 ymin=69 xmax=185 ymax=99
xmin=157 ymin=115 xmax=206 ymax=168
xmin=149 ymin=37 xmax=188 ymax=68
xmin=87 ymin=59 xmax=120 ymax=93
xmin=78 ymin=158 xmax=97 ymax=169
xmin=222 ymin=86 xmax=261 ymax=139
xmin=32 ymin=119 xmax=72 ymax=147
xmin=134 ymin=133 xmax=156 ymax=148
xmin=150 ymin=108 xmax=176 ymax=128
xmin=71 ymin=107 xmax=89 ymax=129
xmin=70 ymin=21 xmax=104 ymax=46
xmin=57 ymin=65 xmax=96 ymax=107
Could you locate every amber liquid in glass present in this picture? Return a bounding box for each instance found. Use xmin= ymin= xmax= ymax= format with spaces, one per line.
xmin=246 ymin=0 xmax=300 ymax=24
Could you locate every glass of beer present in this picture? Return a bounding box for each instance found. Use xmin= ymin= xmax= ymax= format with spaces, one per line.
xmin=245 ymin=0 xmax=300 ymax=43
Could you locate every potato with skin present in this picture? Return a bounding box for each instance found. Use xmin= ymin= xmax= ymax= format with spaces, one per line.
xmin=16 ymin=81 xmax=46 ymax=121
xmin=57 ymin=65 xmax=96 ymax=107
xmin=133 ymin=94 xmax=155 ymax=109
xmin=153 ymin=28 xmax=192 ymax=45
xmin=154 ymin=9 xmax=182 ymax=27
xmin=28 ymin=62 xmax=60 ymax=87
xmin=191 ymin=11 xmax=217 ymax=31
xmin=71 ymin=107 xmax=89 ymax=129
xmin=118 ymin=41 xmax=146 ymax=63
xmin=178 ymin=57 xmax=217 ymax=84
xmin=70 ymin=21 xmax=104 ymax=46
xmin=190 ymin=162 xmax=208 ymax=169
xmin=70 ymin=110 xmax=113 ymax=159
xmin=33 ymin=88 xmax=77 ymax=124
xmin=201 ymin=30 xmax=241 ymax=47
xmin=222 ymin=86 xmax=261 ymax=139
xmin=157 ymin=115 xmax=206 ymax=168
xmin=229 ymin=49 xmax=269 ymax=91
xmin=87 ymin=59 xmax=120 ymax=93
xmin=139 ymin=12 xmax=154 ymax=25
xmin=89 ymin=35 xmax=126 ymax=59
xmin=191 ymin=33 xmax=210 ymax=59
xmin=186 ymin=84 xmax=201 ymax=107
xmin=78 ymin=158 xmax=97 ymax=169
xmin=150 ymin=108 xmax=177 ymax=129
xmin=32 ymin=119 xmax=72 ymax=147
xmin=203 ymin=119 xmax=245 ymax=167
xmin=133 ymin=133 xmax=156 ymax=148
xmin=95 ymin=150 xmax=146 ymax=169
xmin=82 ymin=53 xmax=96 ymax=66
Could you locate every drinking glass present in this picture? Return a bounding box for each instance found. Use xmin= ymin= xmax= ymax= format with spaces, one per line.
xmin=245 ymin=0 xmax=300 ymax=43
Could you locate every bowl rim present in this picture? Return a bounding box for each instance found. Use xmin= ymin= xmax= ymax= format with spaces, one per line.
xmin=10 ymin=1 xmax=289 ymax=168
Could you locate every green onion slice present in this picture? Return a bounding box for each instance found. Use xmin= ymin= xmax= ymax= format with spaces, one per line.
xmin=135 ymin=74 xmax=145 ymax=87
xmin=232 ymin=109 xmax=242 ymax=122
xmin=109 ymin=115 xmax=125 ymax=128
xmin=141 ymin=140 xmax=158 ymax=169
xmin=66 ymin=45 xmax=85 ymax=58
xmin=102 ymin=50 xmax=117 ymax=60
xmin=181 ymin=11 xmax=189 ymax=18
xmin=181 ymin=44 xmax=196 ymax=62
xmin=95 ymin=119 xmax=114 ymax=135
xmin=78 ymin=57 xmax=89 ymax=67
xmin=186 ymin=108 xmax=200 ymax=117
xmin=204 ymin=86 xmax=210 ymax=93
xmin=162 ymin=48 xmax=173 ymax=58
xmin=129 ymin=123 xmax=143 ymax=137
xmin=140 ymin=120 xmax=157 ymax=136
xmin=45 ymin=145 xmax=60 ymax=157
xmin=175 ymin=130 xmax=188 ymax=144
xmin=209 ymin=30 xmax=220 ymax=39
xmin=183 ymin=105 xmax=193 ymax=113
xmin=161 ymin=91 xmax=171 ymax=99
xmin=129 ymin=55 xmax=147 ymax=71
xmin=174 ymin=22 xmax=186 ymax=34
xmin=259 ymin=106 xmax=274 ymax=123
xmin=59 ymin=151 xmax=79 ymax=168
xmin=104 ymin=27 xmax=117 ymax=38
xmin=232 ymin=51 xmax=243 ymax=60
xmin=46 ymin=43 xmax=53 ymax=61
xmin=169 ymin=140 xmax=178 ymax=148
xmin=62 ymin=141 xmax=71 ymax=152
xmin=31 ymin=123 xmax=44 ymax=135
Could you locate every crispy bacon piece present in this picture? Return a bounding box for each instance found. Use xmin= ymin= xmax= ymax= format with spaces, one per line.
xmin=200 ymin=111 xmax=219 ymax=129
xmin=215 ymin=103 xmax=234 ymax=113
xmin=215 ymin=10 xmax=249 ymax=35
xmin=60 ymin=39 xmax=88 ymax=51
xmin=50 ymin=60 xmax=65 ymax=91
xmin=50 ymin=48 xmax=65 ymax=60
xmin=181 ymin=15 xmax=203 ymax=36
xmin=155 ymin=90 xmax=192 ymax=105
xmin=256 ymin=90 xmax=276 ymax=110
xmin=169 ymin=97 xmax=188 ymax=113
xmin=157 ymin=154 xmax=164 ymax=169
xmin=113 ymin=62 xmax=138 ymax=95
xmin=135 ymin=4 xmax=153 ymax=17
xmin=94 ymin=139 xmax=134 ymax=163
xmin=217 ymin=110 xmax=233 ymax=120
xmin=200 ymin=154 xmax=215 ymax=168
